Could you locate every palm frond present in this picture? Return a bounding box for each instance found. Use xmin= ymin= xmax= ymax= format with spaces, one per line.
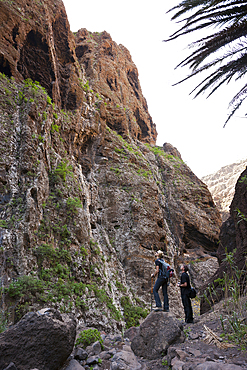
xmin=166 ymin=0 xmax=247 ymax=123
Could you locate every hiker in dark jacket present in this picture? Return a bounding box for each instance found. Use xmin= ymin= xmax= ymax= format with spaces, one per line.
xmin=178 ymin=264 xmax=193 ymax=323
xmin=151 ymin=250 xmax=170 ymax=312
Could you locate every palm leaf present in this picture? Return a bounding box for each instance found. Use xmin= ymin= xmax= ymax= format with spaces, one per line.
xmin=166 ymin=0 xmax=247 ymax=124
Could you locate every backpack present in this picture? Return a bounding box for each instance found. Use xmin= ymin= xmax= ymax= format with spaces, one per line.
xmin=188 ymin=287 xmax=197 ymax=299
xmin=159 ymin=259 xmax=174 ymax=280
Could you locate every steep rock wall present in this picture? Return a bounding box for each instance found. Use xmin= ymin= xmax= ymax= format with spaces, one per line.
xmin=200 ymin=167 xmax=247 ymax=313
xmin=74 ymin=29 xmax=157 ymax=145
xmin=0 ymin=0 xmax=221 ymax=331
xmin=0 ymin=0 xmax=84 ymax=110
xmin=202 ymin=159 xmax=247 ymax=222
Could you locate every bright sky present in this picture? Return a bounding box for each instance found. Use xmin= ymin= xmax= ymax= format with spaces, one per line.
xmin=63 ymin=0 xmax=247 ymax=178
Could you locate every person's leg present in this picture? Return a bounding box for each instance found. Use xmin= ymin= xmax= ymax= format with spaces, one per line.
xmin=162 ymin=282 xmax=169 ymax=311
xmin=182 ymin=294 xmax=193 ymax=322
xmin=187 ymin=296 xmax=193 ymax=323
xmin=153 ymin=278 xmax=162 ymax=307
xmin=181 ymin=294 xmax=189 ymax=322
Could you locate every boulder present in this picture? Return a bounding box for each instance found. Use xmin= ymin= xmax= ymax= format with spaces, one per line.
xmin=171 ymin=358 xmax=185 ymax=370
xmin=74 ymin=347 xmax=88 ymax=361
xmin=124 ymin=326 xmax=140 ymax=341
xmin=92 ymin=340 xmax=102 ymax=355
xmin=0 ymin=308 xmax=76 ymax=370
xmin=131 ymin=311 xmax=184 ymax=359
xmin=86 ymin=356 xmax=100 ymax=365
xmin=63 ymin=359 xmax=85 ymax=370
xmin=110 ymin=350 xmax=142 ymax=370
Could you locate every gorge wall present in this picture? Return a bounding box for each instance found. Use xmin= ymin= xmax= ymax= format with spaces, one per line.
xmin=200 ymin=166 xmax=247 ymax=313
xmin=202 ymin=159 xmax=247 ymax=222
xmin=0 ymin=0 xmax=221 ymax=332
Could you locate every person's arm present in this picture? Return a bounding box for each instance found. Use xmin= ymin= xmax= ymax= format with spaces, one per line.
xmin=179 ymin=281 xmax=187 ymax=287
xmin=178 ymin=273 xmax=188 ymax=287
xmin=151 ymin=265 xmax=159 ymax=278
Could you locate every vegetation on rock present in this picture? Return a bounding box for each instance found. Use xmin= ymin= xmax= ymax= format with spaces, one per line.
xmin=75 ymin=328 xmax=103 ymax=348
xmin=120 ymin=296 xmax=148 ymax=329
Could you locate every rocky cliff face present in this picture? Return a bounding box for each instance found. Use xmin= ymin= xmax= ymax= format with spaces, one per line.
xmin=200 ymin=166 xmax=247 ymax=313
xmin=0 ymin=0 xmax=221 ymax=332
xmin=75 ymin=28 xmax=157 ymax=145
xmin=202 ymin=159 xmax=247 ymax=222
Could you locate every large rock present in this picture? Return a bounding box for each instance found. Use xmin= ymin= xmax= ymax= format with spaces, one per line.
xmin=111 ymin=350 xmax=142 ymax=370
xmin=64 ymin=359 xmax=85 ymax=370
xmin=131 ymin=311 xmax=184 ymax=359
xmin=0 ymin=308 xmax=76 ymax=370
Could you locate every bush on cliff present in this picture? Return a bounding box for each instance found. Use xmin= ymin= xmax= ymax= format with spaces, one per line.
xmin=120 ymin=296 xmax=148 ymax=329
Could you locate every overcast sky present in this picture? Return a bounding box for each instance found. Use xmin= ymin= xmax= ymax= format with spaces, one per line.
xmin=63 ymin=0 xmax=247 ymax=178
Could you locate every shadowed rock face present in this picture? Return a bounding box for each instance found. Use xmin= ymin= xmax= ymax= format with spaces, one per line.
xmin=200 ymin=167 xmax=247 ymax=314
xmin=0 ymin=0 xmax=221 ymax=330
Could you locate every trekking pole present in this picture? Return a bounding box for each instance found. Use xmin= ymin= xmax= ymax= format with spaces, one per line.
xmin=150 ymin=276 xmax=154 ymax=311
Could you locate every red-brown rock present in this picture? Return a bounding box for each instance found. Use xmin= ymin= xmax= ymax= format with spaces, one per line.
xmin=0 ymin=0 xmax=83 ymax=110
xmin=75 ymin=29 xmax=157 ymax=144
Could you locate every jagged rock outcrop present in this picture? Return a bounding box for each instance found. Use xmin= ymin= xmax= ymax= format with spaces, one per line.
xmin=0 ymin=0 xmax=221 ymax=331
xmin=74 ymin=28 xmax=157 ymax=145
xmin=202 ymin=159 xmax=247 ymax=222
xmin=200 ymin=167 xmax=247 ymax=313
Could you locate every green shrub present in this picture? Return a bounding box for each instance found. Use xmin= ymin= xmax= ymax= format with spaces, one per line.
xmin=120 ymin=296 xmax=148 ymax=329
xmin=66 ymin=197 xmax=82 ymax=214
xmin=38 ymin=134 xmax=44 ymax=143
xmin=0 ymin=220 xmax=8 ymax=228
xmin=80 ymin=246 xmax=88 ymax=259
xmin=53 ymin=160 xmax=73 ymax=182
xmin=116 ymin=280 xmax=127 ymax=293
xmin=75 ymin=328 xmax=103 ymax=348
xmin=51 ymin=123 xmax=60 ymax=133
xmin=6 ymin=275 xmax=44 ymax=300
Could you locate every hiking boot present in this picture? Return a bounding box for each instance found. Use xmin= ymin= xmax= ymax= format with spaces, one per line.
xmin=163 ymin=309 xmax=169 ymax=312
xmin=154 ymin=306 xmax=162 ymax=311
xmin=186 ymin=319 xmax=194 ymax=324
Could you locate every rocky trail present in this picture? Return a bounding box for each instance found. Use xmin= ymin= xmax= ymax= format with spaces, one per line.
xmin=0 ymin=292 xmax=246 ymax=370
xmin=62 ymin=306 xmax=247 ymax=370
